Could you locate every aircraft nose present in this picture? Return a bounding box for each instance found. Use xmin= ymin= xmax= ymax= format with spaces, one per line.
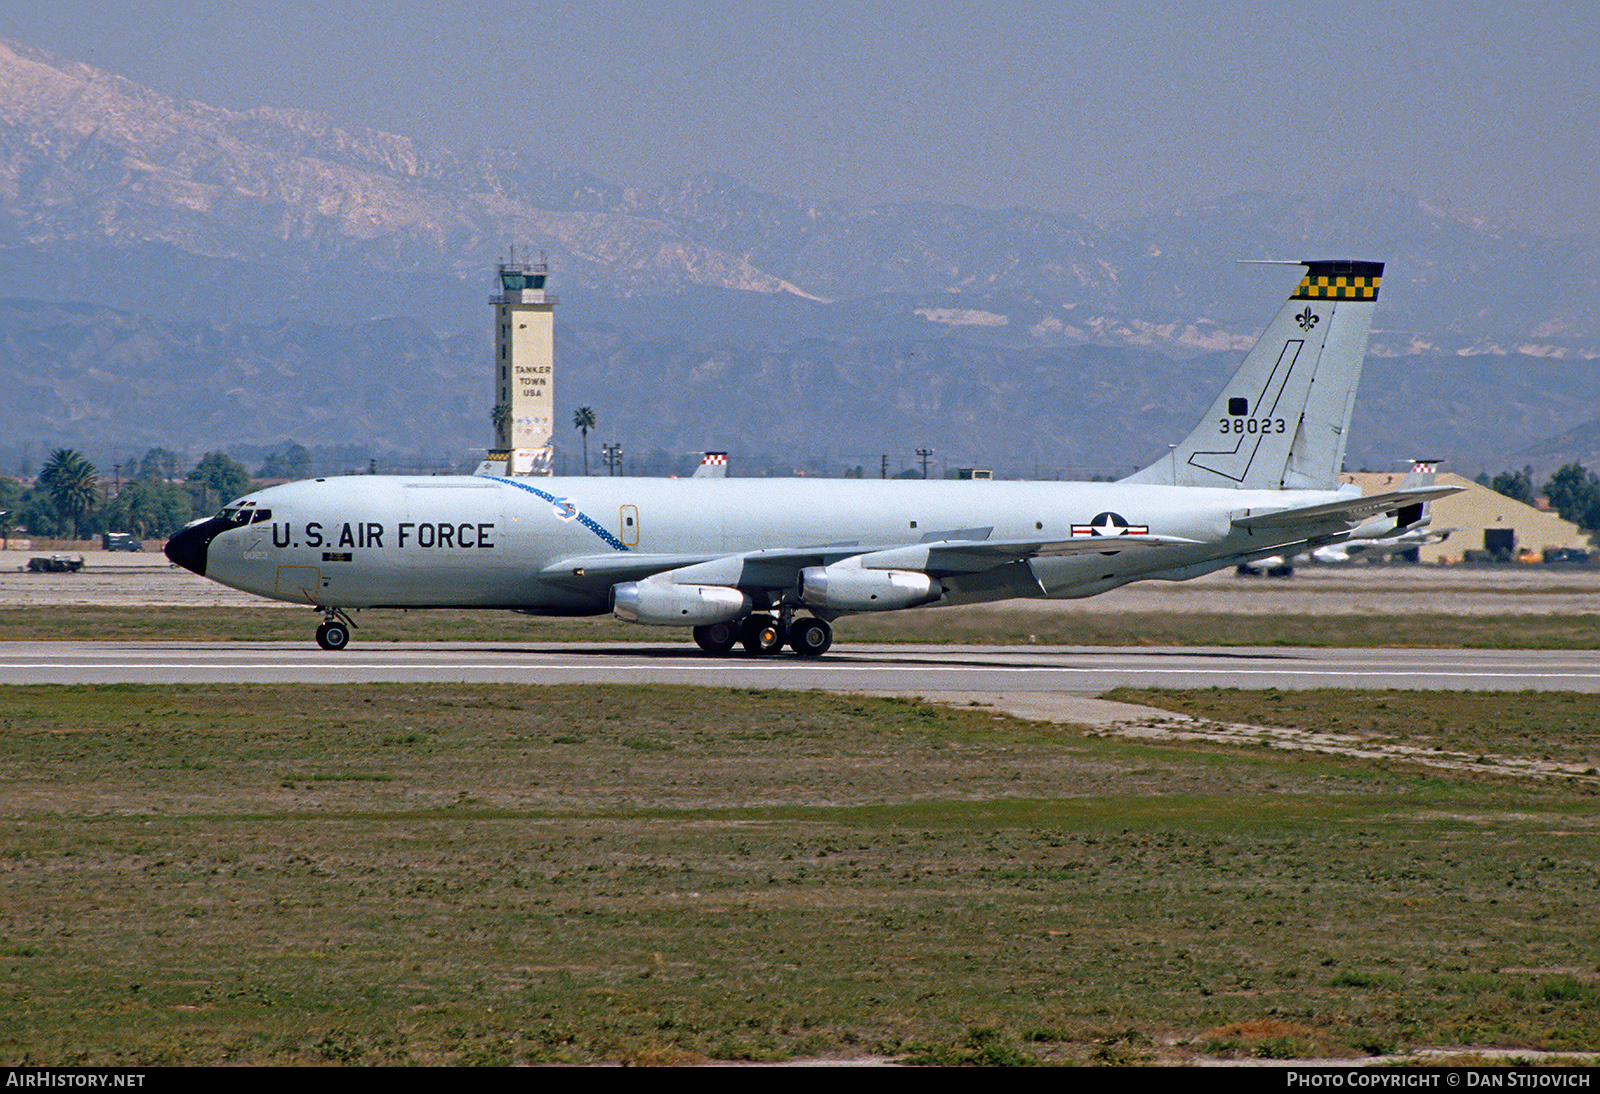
xmin=165 ymin=519 xmax=219 ymax=576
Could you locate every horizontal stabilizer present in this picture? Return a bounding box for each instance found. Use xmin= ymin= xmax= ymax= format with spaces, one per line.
xmin=1232 ymin=485 xmax=1461 ymax=530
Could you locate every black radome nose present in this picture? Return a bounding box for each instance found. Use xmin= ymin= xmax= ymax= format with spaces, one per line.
xmin=165 ymin=518 xmax=221 ymax=576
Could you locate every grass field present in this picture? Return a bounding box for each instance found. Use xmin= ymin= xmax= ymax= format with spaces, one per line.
xmin=5 ymin=604 xmax=1600 ymax=648
xmin=3 ymin=683 xmax=1599 ymax=1065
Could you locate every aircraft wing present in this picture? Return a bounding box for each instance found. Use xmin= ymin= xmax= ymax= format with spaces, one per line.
xmin=853 ymin=533 xmax=1200 ymax=574
xmin=541 ymin=532 xmax=1199 ymax=591
xmin=538 ymin=544 xmax=869 ymax=590
xmin=1231 ymin=485 xmax=1461 ymax=530
xmin=538 ymin=552 xmax=735 ymax=583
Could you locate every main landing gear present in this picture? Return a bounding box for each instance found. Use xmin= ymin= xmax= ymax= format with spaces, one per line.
xmin=786 ymin=615 xmax=833 ymax=657
xmin=692 ymin=619 xmax=739 ymax=654
xmin=314 ymin=606 xmax=356 ymax=651
xmin=693 ymin=614 xmax=833 ymax=658
xmin=741 ymin=614 xmax=786 ymax=655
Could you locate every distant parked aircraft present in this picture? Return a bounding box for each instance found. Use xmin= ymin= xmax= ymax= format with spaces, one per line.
xmin=1236 ymin=461 xmax=1451 ymax=574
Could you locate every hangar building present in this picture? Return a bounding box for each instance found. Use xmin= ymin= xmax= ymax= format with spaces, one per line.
xmin=1341 ymin=471 xmax=1591 ymax=563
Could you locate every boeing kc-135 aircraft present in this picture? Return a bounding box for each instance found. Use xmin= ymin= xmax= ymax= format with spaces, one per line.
xmin=165 ymin=260 xmax=1456 ymax=656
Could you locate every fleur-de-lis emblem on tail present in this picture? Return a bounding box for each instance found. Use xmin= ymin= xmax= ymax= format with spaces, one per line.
xmin=1295 ymin=307 xmax=1319 ymax=331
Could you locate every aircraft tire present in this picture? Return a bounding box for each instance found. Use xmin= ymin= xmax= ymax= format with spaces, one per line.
xmin=740 ymin=615 xmax=785 ymax=655
xmin=693 ymin=621 xmax=739 ymax=654
xmin=788 ymin=617 xmax=832 ymax=657
xmin=316 ymin=621 xmax=350 ymax=651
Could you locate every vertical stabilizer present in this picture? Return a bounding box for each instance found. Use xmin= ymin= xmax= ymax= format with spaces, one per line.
xmin=692 ymin=452 xmax=729 ymax=478
xmin=1123 ymin=260 xmax=1383 ymax=490
xmin=1393 ymin=459 xmax=1439 ymax=529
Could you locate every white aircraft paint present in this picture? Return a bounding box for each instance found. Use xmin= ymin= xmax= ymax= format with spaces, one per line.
xmin=165 ymin=260 xmax=1455 ymax=655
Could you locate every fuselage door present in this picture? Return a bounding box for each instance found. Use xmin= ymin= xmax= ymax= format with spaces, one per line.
xmin=620 ymin=504 xmax=640 ymax=548
xmin=275 ymin=565 xmax=323 ymax=602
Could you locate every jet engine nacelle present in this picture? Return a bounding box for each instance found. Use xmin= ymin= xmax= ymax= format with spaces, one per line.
xmin=799 ymin=563 xmax=942 ymax=612
xmin=611 ymin=581 xmax=752 ymax=626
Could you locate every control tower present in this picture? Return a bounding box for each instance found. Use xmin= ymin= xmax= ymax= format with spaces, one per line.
xmin=487 ymin=255 xmax=558 ymax=475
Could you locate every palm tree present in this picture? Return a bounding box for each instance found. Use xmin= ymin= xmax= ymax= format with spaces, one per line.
xmin=491 ymin=403 xmax=512 ymax=447
xmin=573 ymin=406 xmax=596 ymax=475
xmin=40 ymin=448 xmax=98 ymax=540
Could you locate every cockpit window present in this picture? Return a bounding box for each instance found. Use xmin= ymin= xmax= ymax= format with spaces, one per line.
xmin=218 ymin=506 xmax=272 ymax=527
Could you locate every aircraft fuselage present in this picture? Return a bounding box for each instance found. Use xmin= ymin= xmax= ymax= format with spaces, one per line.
xmin=171 ymin=474 xmax=1348 ymax=614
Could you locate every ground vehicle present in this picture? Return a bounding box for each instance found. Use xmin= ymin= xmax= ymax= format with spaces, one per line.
xmin=28 ymin=554 xmax=85 ymax=573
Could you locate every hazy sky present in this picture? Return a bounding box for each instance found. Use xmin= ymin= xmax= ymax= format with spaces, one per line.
xmin=7 ymin=0 xmax=1597 ymax=233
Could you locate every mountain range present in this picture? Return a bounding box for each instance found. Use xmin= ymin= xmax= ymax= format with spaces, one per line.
xmin=2 ymin=36 xmax=1597 ymax=479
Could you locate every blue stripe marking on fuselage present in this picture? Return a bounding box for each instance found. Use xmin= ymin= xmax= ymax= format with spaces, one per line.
xmin=492 ymin=477 xmax=630 ymax=552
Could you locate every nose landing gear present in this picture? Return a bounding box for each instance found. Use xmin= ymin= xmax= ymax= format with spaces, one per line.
xmin=314 ymin=606 xmax=356 ymax=651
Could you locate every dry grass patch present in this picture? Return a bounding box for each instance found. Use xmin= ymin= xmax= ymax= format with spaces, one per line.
xmin=3 ymin=683 xmax=1599 ymax=1064
xmin=1103 ymin=687 xmax=1600 ymax=774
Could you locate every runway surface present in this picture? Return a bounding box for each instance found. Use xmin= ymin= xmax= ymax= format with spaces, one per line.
xmin=6 ymin=640 xmax=1600 ymax=692
xmin=9 ymin=551 xmax=1600 ymax=615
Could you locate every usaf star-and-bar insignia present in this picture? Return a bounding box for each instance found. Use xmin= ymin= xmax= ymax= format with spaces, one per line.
xmin=1070 ymin=512 xmax=1150 ymax=537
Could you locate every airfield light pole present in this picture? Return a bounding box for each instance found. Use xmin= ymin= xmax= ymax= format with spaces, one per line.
xmin=602 ymin=442 xmax=623 ymax=477
xmin=916 ymin=447 xmax=934 ymax=479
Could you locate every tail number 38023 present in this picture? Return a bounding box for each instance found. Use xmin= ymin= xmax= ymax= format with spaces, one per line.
xmin=1220 ymin=418 xmax=1287 ymax=434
